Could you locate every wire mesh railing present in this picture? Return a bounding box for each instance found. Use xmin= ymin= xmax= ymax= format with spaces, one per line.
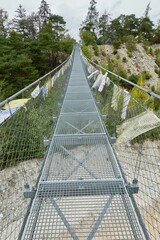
xmin=0 ymin=51 xmax=74 ymax=240
xmin=21 ymin=45 xmax=146 ymax=240
xmin=81 ymin=52 xmax=160 ymax=240
xmin=1 ymin=44 xmax=159 ymax=239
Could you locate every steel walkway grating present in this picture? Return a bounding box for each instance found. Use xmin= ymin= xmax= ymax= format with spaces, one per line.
xmin=65 ymin=92 xmax=93 ymax=100
xmin=23 ymin=186 xmax=144 ymax=239
xmin=61 ymin=100 xmax=97 ymax=113
xmin=22 ymin=45 xmax=145 ymax=239
xmin=41 ymin=139 xmax=117 ymax=181
xmin=55 ymin=113 xmax=105 ymax=135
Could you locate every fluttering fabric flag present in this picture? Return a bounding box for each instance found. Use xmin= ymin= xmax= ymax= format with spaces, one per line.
xmin=88 ymin=65 xmax=94 ymax=74
xmin=51 ymin=76 xmax=55 ymax=87
xmin=58 ymin=70 xmax=61 ymax=78
xmin=121 ymin=90 xmax=130 ymax=120
xmin=98 ymin=76 xmax=106 ymax=92
xmin=87 ymin=70 xmax=99 ymax=79
xmin=61 ymin=66 xmax=64 ymax=75
xmin=92 ymin=73 xmax=103 ymax=89
xmin=111 ymin=84 xmax=122 ymax=111
xmin=42 ymin=84 xmax=46 ymax=97
xmin=0 ymin=108 xmax=19 ymax=124
xmin=46 ymin=80 xmax=52 ymax=96
xmin=31 ymin=85 xmax=41 ymax=98
xmin=116 ymin=110 xmax=160 ymax=144
xmin=98 ymin=72 xmax=110 ymax=92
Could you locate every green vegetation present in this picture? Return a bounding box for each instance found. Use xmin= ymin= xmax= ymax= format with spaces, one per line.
xmin=80 ymin=1 xmax=160 ymax=50
xmin=80 ymin=1 xmax=160 ymax=143
xmin=155 ymin=49 xmax=160 ymax=67
xmin=122 ymin=57 xmax=127 ymax=63
xmin=81 ymin=45 xmax=93 ymax=59
xmin=0 ymin=0 xmax=74 ymax=101
xmin=155 ymin=67 xmax=160 ymax=77
xmin=0 ymin=73 xmax=67 ymax=169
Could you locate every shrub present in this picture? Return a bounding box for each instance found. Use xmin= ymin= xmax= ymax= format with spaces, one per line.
xmin=142 ymin=71 xmax=152 ymax=80
xmin=101 ymin=49 xmax=107 ymax=57
xmin=128 ymin=74 xmax=139 ymax=84
xmin=116 ymin=54 xmax=120 ymax=60
xmin=154 ymin=90 xmax=160 ymax=111
xmin=113 ymin=38 xmax=122 ymax=49
xmin=113 ymin=49 xmax=118 ymax=55
xmin=81 ymin=45 xmax=93 ymax=59
xmin=155 ymin=67 xmax=160 ymax=77
xmin=128 ymin=51 xmax=133 ymax=58
xmin=125 ymin=35 xmax=136 ymax=53
xmin=80 ymin=30 xmax=95 ymax=46
xmin=155 ymin=50 xmax=160 ymax=67
xmin=122 ymin=57 xmax=127 ymax=63
xmin=93 ymin=44 xmax=99 ymax=56
xmin=151 ymin=85 xmax=155 ymax=92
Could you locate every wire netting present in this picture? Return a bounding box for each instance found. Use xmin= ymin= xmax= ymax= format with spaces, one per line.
xmin=21 ymin=45 xmax=145 ymax=239
xmin=82 ymin=54 xmax=160 ymax=240
xmin=0 ymin=54 xmax=73 ymax=240
xmin=1 ymin=45 xmax=159 ymax=240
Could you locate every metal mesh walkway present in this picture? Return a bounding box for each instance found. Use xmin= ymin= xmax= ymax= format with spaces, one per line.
xmin=21 ymin=46 xmax=145 ymax=239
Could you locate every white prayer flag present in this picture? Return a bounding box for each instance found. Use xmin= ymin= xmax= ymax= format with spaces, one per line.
xmin=51 ymin=76 xmax=55 ymax=87
xmin=121 ymin=90 xmax=130 ymax=120
xmin=117 ymin=110 xmax=160 ymax=144
xmin=88 ymin=70 xmax=99 ymax=79
xmin=98 ymin=73 xmax=110 ymax=92
xmin=105 ymin=76 xmax=110 ymax=86
xmin=92 ymin=73 xmax=103 ymax=89
xmin=31 ymin=85 xmax=41 ymax=98
xmin=111 ymin=84 xmax=122 ymax=110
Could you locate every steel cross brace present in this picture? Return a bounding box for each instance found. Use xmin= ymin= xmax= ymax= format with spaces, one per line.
xmin=87 ymin=195 xmax=114 ymax=240
xmin=50 ymin=195 xmax=114 ymax=240
xmin=60 ymin=144 xmax=100 ymax=180
xmin=66 ymin=121 xmax=85 ymax=134
xmin=51 ymin=198 xmax=79 ymax=240
xmin=65 ymin=120 xmax=95 ymax=134
xmin=76 ymin=120 xmax=94 ymax=134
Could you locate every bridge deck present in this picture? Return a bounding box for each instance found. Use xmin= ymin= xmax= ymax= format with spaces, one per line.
xmin=22 ymin=46 xmax=145 ymax=239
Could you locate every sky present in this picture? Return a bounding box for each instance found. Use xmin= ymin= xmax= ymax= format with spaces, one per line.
xmin=0 ymin=0 xmax=159 ymax=40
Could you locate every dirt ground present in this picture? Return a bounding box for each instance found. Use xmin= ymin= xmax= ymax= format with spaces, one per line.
xmin=114 ymin=140 xmax=160 ymax=239
xmin=98 ymin=44 xmax=160 ymax=88
xmin=0 ymin=140 xmax=159 ymax=239
xmin=0 ymin=159 xmax=42 ymax=240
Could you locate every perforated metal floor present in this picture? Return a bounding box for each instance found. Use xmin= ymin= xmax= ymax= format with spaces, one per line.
xmin=22 ymin=46 xmax=145 ymax=239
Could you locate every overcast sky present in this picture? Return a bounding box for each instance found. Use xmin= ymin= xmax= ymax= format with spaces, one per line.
xmin=0 ymin=0 xmax=159 ymax=40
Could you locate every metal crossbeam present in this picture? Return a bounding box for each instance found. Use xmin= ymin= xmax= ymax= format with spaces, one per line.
xmin=38 ymin=179 xmax=125 ymax=197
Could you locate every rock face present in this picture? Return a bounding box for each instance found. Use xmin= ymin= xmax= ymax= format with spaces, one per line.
xmin=97 ymin=44 xmax=160 ymax=88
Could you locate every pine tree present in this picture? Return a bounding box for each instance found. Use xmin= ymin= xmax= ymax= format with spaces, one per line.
xmin=13 ymin=4 xmax=28 ymax=38
xmin=82 ymin=0 xmax=99 ymax=34
xmin=50 ymin=15 xmax=66 ymax=39
xmin=26 ymin=12 xmax=39 ymax=39
xmin=38 ymin=0 xmax=51 ymax=30
xmin=0 ymin=8 xmax=9 ymax=37
xmin=144 ymin=2 xmax=151 ymax=18
xmin=98 ymin=10 xmax=111 ymax=43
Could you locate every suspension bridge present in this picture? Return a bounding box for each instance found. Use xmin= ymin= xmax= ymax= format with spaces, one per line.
xmin=0 ymin=44 xmax=160 ymax=239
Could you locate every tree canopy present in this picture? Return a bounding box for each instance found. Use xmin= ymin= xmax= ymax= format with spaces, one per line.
xmin=80 ymin=1 xmax=160 ymax=46
xmin=0 ymin=0 xmax=74 ymax=101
